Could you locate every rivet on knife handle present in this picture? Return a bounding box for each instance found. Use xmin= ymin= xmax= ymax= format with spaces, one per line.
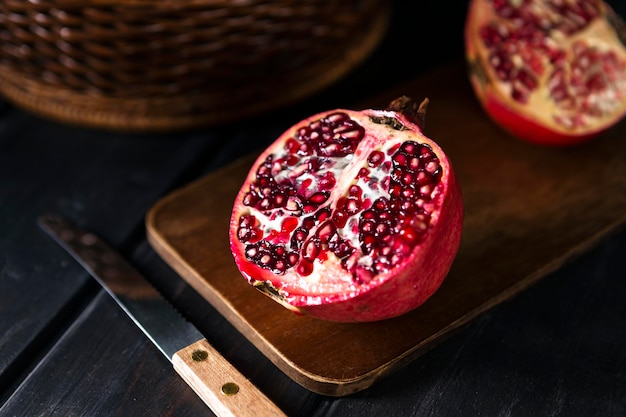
xmin=38 ymin=214 xmax=286 ymax=417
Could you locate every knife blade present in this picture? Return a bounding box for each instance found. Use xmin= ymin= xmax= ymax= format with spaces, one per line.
xmin=38 ymin=214 xmax=286 ymax=417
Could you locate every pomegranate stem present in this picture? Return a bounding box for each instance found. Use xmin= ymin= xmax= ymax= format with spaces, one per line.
xmin=386 ymin=96 xmax=429 ymax=129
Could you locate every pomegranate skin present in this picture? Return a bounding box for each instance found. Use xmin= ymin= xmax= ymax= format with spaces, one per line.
xmin=480 ymin=91 xmax=600 ymax=146
xmin=465 ymin=0 xmax=626 ymax=146
xmin=229 ymin=99 xmax=464 ymax=322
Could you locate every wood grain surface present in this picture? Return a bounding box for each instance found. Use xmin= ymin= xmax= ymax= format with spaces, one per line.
xmin=173 ymin=339 xmax=287 ymax=417
xmin=146 ymin=62 xmax=626 ymax=397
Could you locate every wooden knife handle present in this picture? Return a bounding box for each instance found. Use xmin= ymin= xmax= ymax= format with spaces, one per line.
xmin=173 ymin=338 xmax=287 ymax=417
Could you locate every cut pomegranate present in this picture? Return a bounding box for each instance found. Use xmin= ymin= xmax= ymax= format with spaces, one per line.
xmin=465 ymin=0 xmax=626 ymax=146
xmin=229 ymin=97 xmax=463 ymax=322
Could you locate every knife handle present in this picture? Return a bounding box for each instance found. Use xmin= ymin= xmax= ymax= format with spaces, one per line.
xmin=173 ymin=338 xmax=287 ymax=417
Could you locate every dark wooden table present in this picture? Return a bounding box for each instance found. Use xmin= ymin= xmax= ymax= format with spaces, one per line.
xmin=2 ymin=2 xmax=626 ymax=416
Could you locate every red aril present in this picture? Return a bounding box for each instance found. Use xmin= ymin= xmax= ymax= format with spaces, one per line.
xmin=465 ymin=0 xmax=626 ymax=146
xmin=229 ymin=97 xmax=463 ymax=322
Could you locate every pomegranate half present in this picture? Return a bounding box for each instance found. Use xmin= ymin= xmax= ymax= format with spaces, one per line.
xmin=465 ymin=0 xmax=626 ymax=146
xmin=229 ymin=97 xmax=463 ymax=322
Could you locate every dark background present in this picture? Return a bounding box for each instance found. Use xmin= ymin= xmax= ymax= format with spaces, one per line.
xmin=1 ymin=1 xmax=626 ymax=416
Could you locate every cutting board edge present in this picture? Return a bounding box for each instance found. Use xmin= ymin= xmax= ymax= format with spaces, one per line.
xmin=144 ymin=182 xmax=443 ymax=395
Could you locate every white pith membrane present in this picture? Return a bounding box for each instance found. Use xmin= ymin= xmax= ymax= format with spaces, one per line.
xmin=468 ymin=0 xmax=626 ymax=133
xmin=233 ymin=110 xmax=447 ymax=302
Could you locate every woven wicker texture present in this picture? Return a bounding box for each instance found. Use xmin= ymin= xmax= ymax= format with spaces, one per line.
xmin=0 ymin=0 xmax=389 ymax=131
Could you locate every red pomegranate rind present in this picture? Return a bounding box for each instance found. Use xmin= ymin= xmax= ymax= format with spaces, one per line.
xmin=481 ymin=92 xmax=599 ymax=146
xmin=229 ymin=99 xmax=463 ymax=322
xmin=465 ymin=0 xmax=626 ymax=146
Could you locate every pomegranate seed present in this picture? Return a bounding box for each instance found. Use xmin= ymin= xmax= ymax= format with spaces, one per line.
xmin=325 ymin=112 xmax=348 ymax=124
xmin=316 ymin=221 xmax=336 ymax=243
xmin=400 ymin=226 xmax=418 ymax=244
xmin=332 ymin=210 xmax=349 ymax=228
xmin=329 ymin=235 xmax=354 ymax=259
xmin=302 ymin=238 xmax=320 ymax=261
xmin=302 ymin=216 xmax=316 ymax=230
xmin=361 ymin=235 xmax=377 ymax=254
xmin=360 ymin=219 xmax=375 ymax=233
xmin=376 ymin=223 xmax=388 ymax=235
xmin=285 ymin=197 xmax=301 ymax=212
xmin=243 ymin=192 xmax=258 ymax=206
xmin=287 ymin=253 xmax=299 ymax=267
xmin=274 ymin=260 xmax=286 ymax=272
xmin=389 ymin=184 xmax=402 ymax=198
xmin=357 ymin=167 xmax=370 ymax=179
xmin=289 ymin=164 xmax=308 ymax=179
xmin=290 ymin=227 xmax=308 ymax=251
xmin=367 ymin=150 xmax=384 ymax=167
xmin=317 ymin=172 xmax=336 ymax=190
xmin=400 ymin=141 xmax=416 ymax=154
xmin=518 ymin=68 xmax=538 ymax=90
xmin=374 ymin=197 xmax=389 ymax=211
xmin=285 ymin=138 xmax=300 ymax=154
xmin=309 ymin=191 xmax=330 ymax=205
xmin=282 ymin=217 xmax=299 ymax=233
xmin=386 ymin=143 xmax=401 ymax=155
xmin=392 ymin=153 xmax=407 ymax=165
xmin=316 ymin=207 xmax=331 ymax=222
xmin=296 ymin=259 xmax=314 ymax=276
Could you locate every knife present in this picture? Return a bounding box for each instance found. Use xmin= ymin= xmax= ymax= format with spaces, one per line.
xmin=38 ymin=214 xmax=287 ymax=417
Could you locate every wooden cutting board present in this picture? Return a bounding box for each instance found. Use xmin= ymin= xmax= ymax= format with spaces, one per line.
xmin=146 ymin=62 xmax=626 ymax=397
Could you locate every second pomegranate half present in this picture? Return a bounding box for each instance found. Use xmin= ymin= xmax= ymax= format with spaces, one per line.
xmin=465 ymin=0 xmax=626 ymax=146
xmin=229 ymin=97 xmax=464 ymax=322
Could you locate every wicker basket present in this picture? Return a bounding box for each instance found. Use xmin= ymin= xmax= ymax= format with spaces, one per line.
xmin=0 ymin=0 xmax=390 ymax=132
